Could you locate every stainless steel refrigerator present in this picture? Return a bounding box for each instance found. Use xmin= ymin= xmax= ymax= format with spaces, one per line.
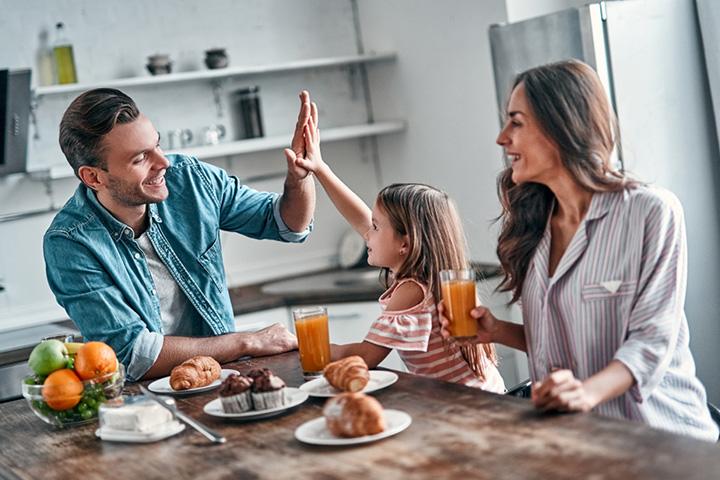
xmin=488 ymin=0 xmax=720 ymax=403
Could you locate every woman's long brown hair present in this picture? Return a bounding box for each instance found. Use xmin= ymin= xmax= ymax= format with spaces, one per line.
xmin=497 ymin=60 xmax=638 ymax=303
xmin=377 ymin=183 xmax=498 ymax=377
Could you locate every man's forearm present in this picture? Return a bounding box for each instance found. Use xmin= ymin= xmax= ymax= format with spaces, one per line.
xmin=142 ymin=332 xmax=264 ymax=379
xmin=279 ymin=175 xmax=315 ymax=232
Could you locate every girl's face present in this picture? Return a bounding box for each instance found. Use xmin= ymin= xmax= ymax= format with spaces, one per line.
xmin=365 ymin=202 xmax=408 ymax=272
xmin=496 ymin=83 xmax=563 ymax=186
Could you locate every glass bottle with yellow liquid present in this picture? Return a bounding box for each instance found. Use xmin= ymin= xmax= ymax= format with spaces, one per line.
xmin=53 ymin=22 xmax=77 ymax=84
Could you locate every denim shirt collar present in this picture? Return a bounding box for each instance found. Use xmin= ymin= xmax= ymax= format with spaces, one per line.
xmin=82 ymin=186 xmax=163 ymax=241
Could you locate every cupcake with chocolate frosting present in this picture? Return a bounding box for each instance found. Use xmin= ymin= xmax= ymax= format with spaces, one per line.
xmin=218 ymin=374 xmax=254 ymax=413
xmin=251 ymin=370 xmax=288 ymax=410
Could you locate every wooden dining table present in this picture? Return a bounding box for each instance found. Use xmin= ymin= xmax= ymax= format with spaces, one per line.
xmin=1 ymin=351 xmax=718 ymax=479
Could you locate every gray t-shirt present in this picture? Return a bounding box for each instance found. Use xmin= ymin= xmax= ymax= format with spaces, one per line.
xmin=136 ymin=232 xmax=190 ymax=335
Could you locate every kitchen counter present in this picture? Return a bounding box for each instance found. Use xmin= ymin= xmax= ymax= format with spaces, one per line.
xmin=229 ymin=262 xmax=503 ymax=315
xmin=1 ymin=352 xmax=718 ymax=480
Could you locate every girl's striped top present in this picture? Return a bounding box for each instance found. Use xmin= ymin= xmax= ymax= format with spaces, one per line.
xmin=365 ymin=278 xmax=506 ymax=393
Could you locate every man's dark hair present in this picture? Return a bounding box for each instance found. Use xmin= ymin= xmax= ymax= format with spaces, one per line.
xmin=59 ymin=88 xmax=140 ymax=175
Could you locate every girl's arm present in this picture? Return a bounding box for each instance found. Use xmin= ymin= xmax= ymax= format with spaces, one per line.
xmin=331 ymin=342 xmax=391 ymax=369
xmin=283 ymin=102 xmax=372 ymax=236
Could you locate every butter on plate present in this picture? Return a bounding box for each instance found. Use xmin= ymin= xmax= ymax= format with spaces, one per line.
xmin=99 ymin=395 xmax=174 ymax=433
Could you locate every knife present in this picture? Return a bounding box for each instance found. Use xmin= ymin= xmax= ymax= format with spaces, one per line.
xmin=139 ymin=385 xmax=226 ymax=444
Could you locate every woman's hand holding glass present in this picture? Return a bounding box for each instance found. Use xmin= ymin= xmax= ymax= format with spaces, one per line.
xmin=438 ymin=301 xmax=498 ymax=345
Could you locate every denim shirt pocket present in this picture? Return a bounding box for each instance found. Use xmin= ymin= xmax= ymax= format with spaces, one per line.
xmin=198 ymin=236 xmax=225 ymax=293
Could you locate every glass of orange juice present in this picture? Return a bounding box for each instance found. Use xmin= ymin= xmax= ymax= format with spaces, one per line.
xmin=440 ymin=269 xmax=478 ymax=338
xmin=292 ymin=306 xmax=331 ymax=379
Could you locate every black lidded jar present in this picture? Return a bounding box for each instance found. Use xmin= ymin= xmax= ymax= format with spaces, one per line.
xmin=232 ymin=86 xmax=264 ymax=140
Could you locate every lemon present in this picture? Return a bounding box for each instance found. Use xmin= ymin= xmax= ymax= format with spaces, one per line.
xmin=64 ymin=342 xmax=84 ymax=355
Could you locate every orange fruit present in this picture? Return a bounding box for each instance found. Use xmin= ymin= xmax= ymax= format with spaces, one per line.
xmin=74 ymin=342 xmax=117 ymax=380
xmin=42 ymin=369 xmax=83 ymax=411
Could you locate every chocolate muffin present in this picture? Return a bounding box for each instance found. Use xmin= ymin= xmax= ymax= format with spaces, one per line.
xmin=218 ymin=374 xmax=253 ymax=413
xmin=246 ymin=368 xmax=272 ymax=380
xmin=251 ymin=370 xmax=288 ymax=410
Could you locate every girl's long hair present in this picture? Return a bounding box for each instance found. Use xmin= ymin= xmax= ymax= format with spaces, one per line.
xmin=377 ymin=183 xmax=497 ymax=377
xmin=497 ymin=59 xmax=638 ymax=303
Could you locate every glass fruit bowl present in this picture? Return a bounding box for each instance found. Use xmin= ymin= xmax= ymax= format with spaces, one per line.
xmin=21 ymin=363 xmax=125 ymax=428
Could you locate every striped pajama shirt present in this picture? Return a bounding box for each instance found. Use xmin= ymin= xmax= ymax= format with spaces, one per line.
xmin=522 ymin=186 xmax=718 ymax=441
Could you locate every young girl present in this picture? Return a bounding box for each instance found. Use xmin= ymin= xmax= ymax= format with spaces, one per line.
xmin=285 ymin=106 xmax=505 ymax=393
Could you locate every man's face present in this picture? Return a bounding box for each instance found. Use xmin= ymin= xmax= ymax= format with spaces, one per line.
xmin=98 ymin=114 xmax=169 ymax=207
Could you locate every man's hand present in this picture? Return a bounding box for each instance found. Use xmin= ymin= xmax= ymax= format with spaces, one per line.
xmin=289 ymin=104 xmax=326 ymax=175
xmin=244 ymin=323 xmax=298 ymax=357
xmin=286 ymin=90 xmax=320 ymax=180
xmin=531 ymin=369 xmax=597 ymax=413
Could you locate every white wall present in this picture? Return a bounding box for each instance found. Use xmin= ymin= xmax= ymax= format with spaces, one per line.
xmin=356 ymin=0 xmax=508 ymax=263
xmin=0 ymin=0 xmax=386 ymax=331
xmin=505 ymin=0 xmax=590 ymax=22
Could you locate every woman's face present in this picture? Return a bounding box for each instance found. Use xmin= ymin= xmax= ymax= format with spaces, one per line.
xmin=496 ymin=83 xmax=563 ymax=185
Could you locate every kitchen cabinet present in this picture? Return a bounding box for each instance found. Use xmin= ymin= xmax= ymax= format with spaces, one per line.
xmin=478 ymin=276 xmax=528 ymax=389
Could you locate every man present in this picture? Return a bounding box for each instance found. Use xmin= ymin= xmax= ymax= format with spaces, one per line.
xmin=44 ymin=88 xmax=317 ymax=381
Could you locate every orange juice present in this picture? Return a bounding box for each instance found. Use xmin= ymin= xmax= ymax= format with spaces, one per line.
xmin=441 ymin=279 xmax=478 ymax=338
xmin=294 ymin=311 xmax=331 ymax=375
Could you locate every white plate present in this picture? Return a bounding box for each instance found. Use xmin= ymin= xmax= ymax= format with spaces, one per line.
xmin=203 ymin=387 xmax=308 ymax=420
xmin=96 ymin=421 xmax=185 ymax=443
xmin=294 ymin=409 xmax=411 ymax=446
xmin=299 ymin=370 xmax=398 ymax=397
xmin=147 ymin=369 xmax=239 ymax=395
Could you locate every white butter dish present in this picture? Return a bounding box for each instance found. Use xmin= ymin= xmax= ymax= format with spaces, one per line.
xmin=96 ymin=420 xmax=185 ymax=443
xmin=99 ymin=395 xmax=174 ymax=433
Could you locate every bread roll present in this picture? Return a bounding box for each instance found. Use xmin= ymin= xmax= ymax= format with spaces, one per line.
xmin=169 ymin=356 xmax=221 ymax=390
xmin=323 ymin=355 xmax=369 ymax=392
xmin=323 ymin=392 xmax=386 ymax=437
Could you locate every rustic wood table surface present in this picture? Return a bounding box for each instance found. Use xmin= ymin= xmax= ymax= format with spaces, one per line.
xmin=1 ymin=351 xmax=718 ymax=480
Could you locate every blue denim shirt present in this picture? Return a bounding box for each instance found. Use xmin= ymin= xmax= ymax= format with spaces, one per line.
xmin=44 ymin=155 xmax=311 ymax=381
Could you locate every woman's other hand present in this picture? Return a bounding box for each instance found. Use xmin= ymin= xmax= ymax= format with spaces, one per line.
xmin=438 ymin=301 xmax=498 ymax=344
xmin=531 ymin=369 xmax=597 ymax=413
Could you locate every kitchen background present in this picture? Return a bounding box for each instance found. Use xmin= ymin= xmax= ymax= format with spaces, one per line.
xmin=1 ymin=0 xmax=719 ymax=402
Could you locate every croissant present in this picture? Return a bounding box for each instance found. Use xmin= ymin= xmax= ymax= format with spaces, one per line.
xmin=169 ymin=356 xmax=221 ymax=390
xmin=323 ymin=392 xmax=386 ymax=437
xmin=323 ymin=355 xmax=370 ymax=392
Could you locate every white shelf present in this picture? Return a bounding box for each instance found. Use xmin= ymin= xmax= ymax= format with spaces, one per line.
xmin=33 ymin=52 xmax=397 ymax=96
xmin=29 ymin=120 xmax=406 ymax=180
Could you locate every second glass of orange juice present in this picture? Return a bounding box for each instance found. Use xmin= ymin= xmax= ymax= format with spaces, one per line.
xmin=440 ymin=269 xmax=478 ymax=338
xmin=292 ymin=306 xmax=331 ymax=379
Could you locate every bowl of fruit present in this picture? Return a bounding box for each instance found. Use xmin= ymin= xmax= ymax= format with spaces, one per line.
xmin=21 ymin=339 xmax=125 ymax=427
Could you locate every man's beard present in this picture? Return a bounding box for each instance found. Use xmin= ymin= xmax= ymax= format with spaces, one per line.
xmin=107 ymin=173 xmax=166 ymax=207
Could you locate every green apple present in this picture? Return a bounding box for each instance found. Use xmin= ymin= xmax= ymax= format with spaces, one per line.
xmin=28 ymin=340 xmax=69 ymax=376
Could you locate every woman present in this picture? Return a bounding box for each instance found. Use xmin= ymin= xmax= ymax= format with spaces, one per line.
xmin=442 ymin=59 xmax=718 ymax=441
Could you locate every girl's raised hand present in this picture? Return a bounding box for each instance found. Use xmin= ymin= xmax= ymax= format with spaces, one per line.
xmin=438 ymin=301 xmax=497 ymax=344
xmin=287 ymin=102 xmax=327 ymax=175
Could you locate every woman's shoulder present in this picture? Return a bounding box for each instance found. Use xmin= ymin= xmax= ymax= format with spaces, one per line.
xmin=618 ymin=185 xmax=684 ymax=219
